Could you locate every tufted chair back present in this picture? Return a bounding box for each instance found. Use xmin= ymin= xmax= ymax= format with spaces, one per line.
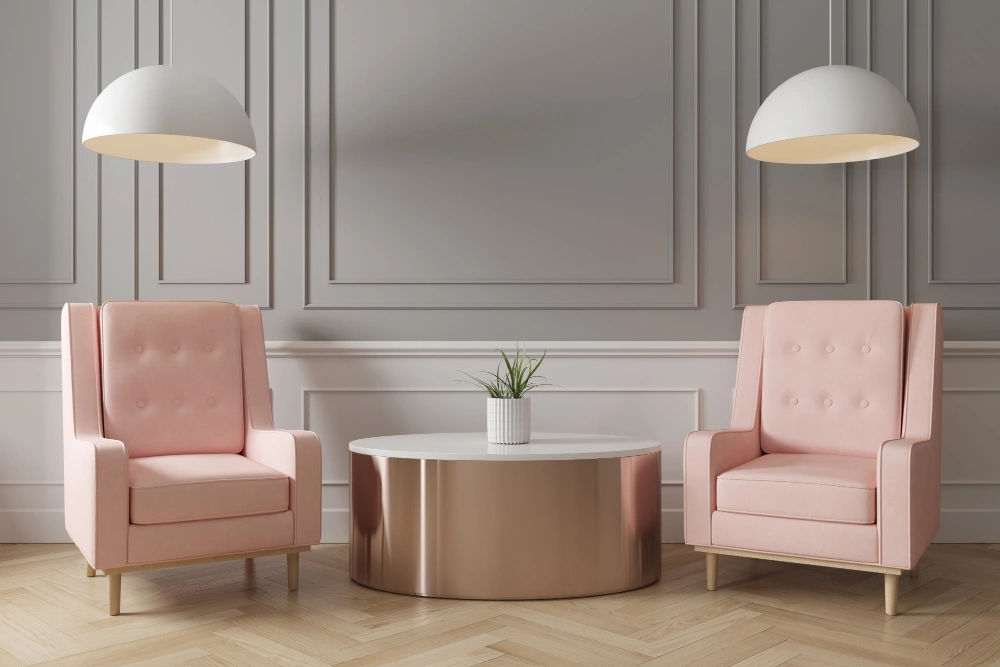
xmin=760 ymin=301 xmax=905 ymax=458
xmin=100 ymin=301 xmax=245 ymax=458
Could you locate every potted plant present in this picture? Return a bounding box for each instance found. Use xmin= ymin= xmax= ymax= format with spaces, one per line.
xmin=459 ymin=341 xmax=551 ymax=444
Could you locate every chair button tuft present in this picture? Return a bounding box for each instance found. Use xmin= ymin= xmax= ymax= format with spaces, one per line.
xmin=134 ymin=345 xmax=143 ymax=353
xmin=170 ymin=344 xmax=179 ymax=353
xmin=206 ymin=397 xmax=216 ymax=406
xmin=136 ymin=400 xmax=146 ymax=408
xmin=860 ymin=399 xmax=869 ymax=408
xmin=172 ymin=398 xmax=181 ymax=407
xmin=789 ymin=397 xmax=798 ymax=405
xmin=791 ymin=344 xmax=801 ymax=352
xmin=204 ymin=344 xmax=213 ymax=352
xmin=823 ymin=398 xmax=833 ymax=407
xmin=862 ymin=345 xmax=871 ymax=353
xmin=826 ymin=345 xmax=835 ymax=353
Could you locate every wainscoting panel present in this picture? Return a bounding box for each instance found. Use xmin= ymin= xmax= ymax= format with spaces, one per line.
xmin=2 ymin=340 xmax=999 ymax=544
xmin=0 ymin=0 xmax=100 ymax=309
xmin=907 ymin=0 xmax=1000 ymax=309
xmin=733 ymin=0 xmax=870 ymax=307
xmin=134 ymin=0 xmax=271 ymax=306
xmin=304 ymin=0 xmax=699 ymax=310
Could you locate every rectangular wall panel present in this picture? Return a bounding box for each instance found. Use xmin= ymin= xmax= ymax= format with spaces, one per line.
xmin=305 ymin=0 xmax=698 ymax=309
xmin=135 ymin=0 xmax=270 ymax=306
xmin=927 ymin=3 xmax=1000 ymax=283
xmin=733 ymin=0 xmax=870 ymax=307
xmin=161 ymin=0 xmax=246 ymax=284
xmin=0 ymin=3 xmax=75 ymax=284
xmin=331 ymin=0 xmax=673 ymax=284
xmin=908 ymin=0 xmax=1000 ymax=310
xmin=0 ymin=0 xmax=100 ymax=312
xmin=757 ymin=0 xmax=844 ymax=284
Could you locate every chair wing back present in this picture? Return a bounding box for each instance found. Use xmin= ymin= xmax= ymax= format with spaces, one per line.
xmin=760 ymin=301 xmax=905 ymax=458
xmin=100 ymin=301 xmax=245 ymax=458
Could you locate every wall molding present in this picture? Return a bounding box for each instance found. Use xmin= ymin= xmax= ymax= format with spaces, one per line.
xmin=303 ymin=0 xmax=699 ymax=310
xmin=137 ymin=0 xmax=273 ymax=307
xmin=754 ymin=0 xmax=849 ymax=286
xmin=732 ymin=0 xmax=872 ymax=307
xmin=4 ymin=339 xmax=1000 ymax=359
xmin=2 ymin=337 xmax=1000 ymax=543
xmin=0 ymin=0 xmax=99 ymax=310
xmin=916 ymin=0 xmax=1000 ymax=307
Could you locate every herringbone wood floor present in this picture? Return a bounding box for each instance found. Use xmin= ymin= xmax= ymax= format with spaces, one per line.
xmin=0 ymin=544 xmax=998 ymax=666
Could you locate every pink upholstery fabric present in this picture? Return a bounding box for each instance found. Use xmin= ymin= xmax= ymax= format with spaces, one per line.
xmin=100 ymin=301 xmax=245 ymax=458
xmin=128 ymin=511 xmax=294 ymax=564
xmin=712 ymin=511 xmax=879 ymax=564
xmin=129 ymin=454 xmax=288 ymax=525
xmin=878 ymin=303 xmax=944 ymax=569
xmin=62 ymin=300 xmax=323 ymax=574
xmin=760 ymin=301 xmax=904 ymax=458
xmin=717 ymin=454 xmax=876 ymax=524
xmin=239 ymin=306 xmax=322 ymax=546
xmin=684 ymin=300 xmax=942 ymax=571
xmin=684 ymin=306 xmax=766 ymax=546
xmin=62 ymin=304 xmax=128 ymax=571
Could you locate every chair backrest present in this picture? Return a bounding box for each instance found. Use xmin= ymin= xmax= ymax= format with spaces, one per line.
xmin=100 ymin=301 xmax=245 ymax=458
xmin=760 ymin=301 xmax=905 ymax=458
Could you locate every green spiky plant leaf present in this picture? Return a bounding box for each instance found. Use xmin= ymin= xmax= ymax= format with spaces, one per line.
xmin=457 ymin=340 xmax=554 ymax=399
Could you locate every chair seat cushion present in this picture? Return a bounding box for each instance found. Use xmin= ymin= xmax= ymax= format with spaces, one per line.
xmin=129 ymin=454 xmax=289 ymax=525
xmin=717 ymin=453 xmax=876 ymax=524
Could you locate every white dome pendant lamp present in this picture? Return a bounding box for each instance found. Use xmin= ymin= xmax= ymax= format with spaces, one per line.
xmin=746 ymin=2 xmax=918 ymax=164
xmin=82 ymin=65 xmax=256 ymax=164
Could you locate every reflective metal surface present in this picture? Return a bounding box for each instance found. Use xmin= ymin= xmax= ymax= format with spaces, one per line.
xmin=350 ymin=451 xmax=660 ymax=599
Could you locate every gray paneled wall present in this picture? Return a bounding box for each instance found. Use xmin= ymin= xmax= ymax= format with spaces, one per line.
xmin=1 ymin=0 xmax=999 ymax=341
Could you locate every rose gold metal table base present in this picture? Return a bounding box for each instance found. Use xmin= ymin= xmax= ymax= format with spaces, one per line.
xmin=350 ymin=451 xmax=661 ymax=599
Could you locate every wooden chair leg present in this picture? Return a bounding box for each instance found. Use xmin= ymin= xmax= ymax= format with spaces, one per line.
xmin=108 ymin=573 xmax=122 ymax=616
xmin=885 ymin=573 xmax=899 ymax=616
xmin=85 ymin=563 xmax=96 ymax=578
xmin=706 ymin=553 xmax=719 ymax=591
xmin=287 ymin=552 xmax=299 ymax=591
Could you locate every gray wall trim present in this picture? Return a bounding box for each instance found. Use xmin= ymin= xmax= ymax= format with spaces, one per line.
xmin=924 ymin=0 xmax=998 ymax=289
xmin=303 ymin=0 xmax=699 ymax=310
xmin=755 ymin=0 xmax=848 ymax=287
xmin=4 ymin=0 xmax=1000 ymax=339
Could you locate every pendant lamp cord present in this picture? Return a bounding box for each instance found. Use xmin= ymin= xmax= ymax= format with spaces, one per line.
xmin=828 ymin=0 xmax=834 ymax=65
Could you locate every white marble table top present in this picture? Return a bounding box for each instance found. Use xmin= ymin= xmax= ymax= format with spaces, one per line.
xmin=348 ymin=432 xmax=661 ymax=461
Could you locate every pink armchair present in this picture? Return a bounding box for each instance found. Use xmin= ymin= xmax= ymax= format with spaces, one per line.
xmin=61 ymin=301 xmax=322 ymax=615
xmin=684 ymin=301 xmax=942 ymax=615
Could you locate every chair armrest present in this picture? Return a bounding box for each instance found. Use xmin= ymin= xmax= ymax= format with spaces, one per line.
xmin=245 ymin=429 xmax=322 ymax=546
xmin=64 ymin=436 xmax=129 ymax=570
xmin=878 ymin=437 xmax=941 ymax=569
xmin=684 ymin=429 xmax=762 ymax=546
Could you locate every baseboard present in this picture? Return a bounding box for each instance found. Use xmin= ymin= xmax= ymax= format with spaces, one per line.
xmin=0 ymin=510 xmax=70 ymax=543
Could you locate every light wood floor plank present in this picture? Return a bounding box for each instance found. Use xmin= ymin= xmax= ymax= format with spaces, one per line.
xmin=0 ymin=544 xmax=992 ymax=666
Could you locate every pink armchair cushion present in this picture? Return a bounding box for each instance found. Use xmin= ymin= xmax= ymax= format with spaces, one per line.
xmin=100 ymin=301 xmax=245 ymax=458
xmin=128 ymin=511 xmax=294 ymax=565
xmin=713 ymin=511 xmax=879 ymax=564
xmin=760 ymin=301 xmax=905 ymax=458
xmin=128 ymin=454 xmax=288 ymax=525
xmin=717 ymin=453 xmax=876 ymax=524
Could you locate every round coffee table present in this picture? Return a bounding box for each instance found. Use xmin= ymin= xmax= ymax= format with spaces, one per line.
xmin=349 ymin=432 xmax=661 ymax=600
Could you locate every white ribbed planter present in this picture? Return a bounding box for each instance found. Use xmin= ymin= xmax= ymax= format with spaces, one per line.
xmin=487 ymin=397 xmax=531 ymax=444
